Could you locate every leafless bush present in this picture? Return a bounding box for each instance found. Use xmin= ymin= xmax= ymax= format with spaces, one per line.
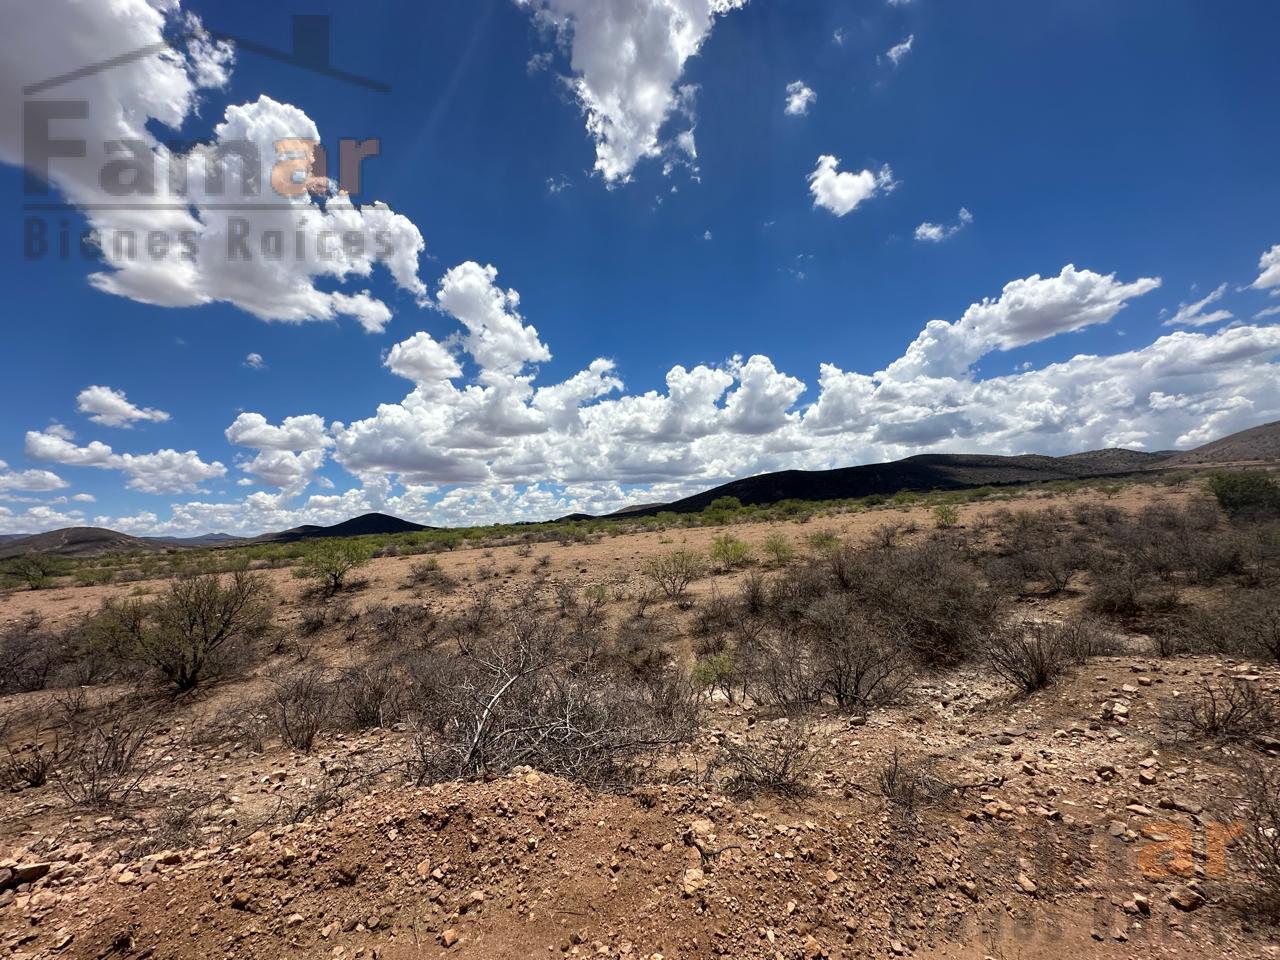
xmin=335 ymin=661 xmax=403 ymax=729
xmin=0 ymin=616 xmax=66 ymax=693
xmin=859 ymin=541 xmax=1002 ymax=667
xmin=983 ymin=620 xmax=1074 ymax=694
xmin=366 ymin=603 xmax=438 ymax=649
xmin=1053 ymin=614 xmax=1123 ymax=661
xmin=406 ymin=604 xmax=696 ymax=787
xmin=264 ymin=666 xmax=333 ymax=752
xmin=190 ymin=705 xmax=268 ymax=753
xmin=298 ymin=604 xmax=328 ymax=636
xmin=642 ymin=549 xmax=706 ymax=601
xmin=715 ymin=721 xmax=816 ymax=798
xmin=2 ymin=728 xmax=67 ymax=788
xmin=1176 ymin=595 xmax=1280 ymax=662
xmin=1084 ymin=562 xmax=1147 ymax=618
xmin=876 ymin=749 xmax=954 ymax=815
xmin=59 ymin=708 xmax=157 ymax=807
xmin=1164 ymin=679 xmax=1277 ymax=743
xmin=1235 ymin=761 xmax=1280 ymax=917
xmin=803 ymin=596 xmax=913 ymax=711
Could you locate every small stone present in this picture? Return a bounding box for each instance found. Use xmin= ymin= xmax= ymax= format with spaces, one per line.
xmin=1015 ymin=873 xmax=1037 ymax=894
xmin=440 ymin=929 xmax=459 ymax=947
xmin=1167 ymin=886 xmax=1204 ymax=912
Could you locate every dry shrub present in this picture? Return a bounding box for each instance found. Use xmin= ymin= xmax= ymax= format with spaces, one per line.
xmin=264 ymin=665 xmax=333 ymax=752
xmin=1164 ymin=679 xmax=1277 ymax=743
xmin=856 ymin=541 xmax=1002 ymax=667
xmin=2 ymin=727 xmax=67 ymax=788
xmin=407 ymin=557 xmax=458 ymax=592
xmin=366 ymin=603 xmax=438 ymax=649
xmin=190 ymin=705 xmax=267 ymax=753
xmin=715 ymin=720 xmax=816 ymax=798
xmin=1176 ymin=594 xmax=1280 ymax=662
xmin=1084 ymin=561 xmax=1147 ymax=618
xmin=876 ymin=749 xmax=955 ymax=815
xmin=982 ymin=620 xmax=1075 ymax=695
xmin=642 ymin=549 xmax=706 ymax=601
xmin=406 ymin=603 xmax=696 ymax=787
xmin=1235 ymin=761 xmax=1280 ymax=917
xmin=335 ymin=660 xmax=404 ymax=729
xmin=59 ymin=706 xmax=157 ymax=807
xmin=803 ymin=596 xmax=913 ymax=710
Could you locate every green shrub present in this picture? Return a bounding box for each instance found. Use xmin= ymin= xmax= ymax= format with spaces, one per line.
xmin=761 ymin=533 xmax=796 ymax=566
xmin=641 ymin=549 xmax=706 ymax=600
xmin=296 ymin=539 xmax=374 ymax=595
xmin=1206 ymin=471 xmax=1280 ymax=520
xmin=932 ymin=504 xmax=961 ymax=529
xmin=709 ymin=534 xmax=753 ymax=570
xmin=805 ymin=529 xmax=841 ymax=553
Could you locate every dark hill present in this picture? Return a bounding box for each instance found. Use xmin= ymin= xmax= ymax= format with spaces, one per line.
xmin=252 ymin=512 xmax=431 ymax=544
xmin=609 ymin=449 xmax=1173 ymax=518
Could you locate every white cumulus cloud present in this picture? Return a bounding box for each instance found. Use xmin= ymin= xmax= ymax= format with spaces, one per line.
xmin=784 ymin=81 xmax=817 ymax=116
xmin=516 ymin=0 xmax=749 ymax=182
xmin=1252 ymin=243 xmax=1280 ymax=292
xmin=76 ymin=385 xmax=170 ymax=428
xmin=915 ymin=208 xmax=973 ymax=243
xmin=808 ymin=156 xmax=896 ymax=217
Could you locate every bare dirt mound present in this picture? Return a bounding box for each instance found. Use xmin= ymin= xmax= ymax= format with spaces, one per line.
xmin=4 ymin=760 xmax=1257 ymax=960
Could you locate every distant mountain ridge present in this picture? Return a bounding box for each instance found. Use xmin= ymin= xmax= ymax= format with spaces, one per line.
xmin=0 ymin=513 xmax=429 ymax=559
xmin=1 ymin=420 xmax=1275 ymax=558
xmin=595 ymin=448 xmax=1174 ymax=519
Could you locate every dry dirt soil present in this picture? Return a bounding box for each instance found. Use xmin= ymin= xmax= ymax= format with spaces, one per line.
xmin=1 ymin=484 xmax=1278 ymax=960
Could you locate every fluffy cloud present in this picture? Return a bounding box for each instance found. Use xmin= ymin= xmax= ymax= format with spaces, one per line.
xmin=2 ymin=1 xmax=426 ymax=329
xmin=435 ymin=262 xmax=551 ymax=379
xmin=915 ymin=208 xmax=973 ymax=243
xmin=244 ymin=353 xmax=267 ymax=370
xmin=1163 ymin=283 xmax=1233 ymax=328
xmin=1252 ymin=243 xmax=1280 ymax=292
xmin=76 ymin=385 xmax=170 ymax=427
xmin=784 ymin=81 xmax=816 ymax=116
xmin=517 ymin=0 xmax=748 ymax=182
xmin=24 ymin=430 xmax=224 ymax=493
xmin=225 ymin=413 xmax=332 ymax=495
xmin=225 ymin=413 xmax=330 ymax=452
xmin=808 ymin=156 xmax=897 ymax=217
xmin=0 ymin=460 xmax=68 ymax=493
xmin=883 ymin=265 xmax=1161 ymax=380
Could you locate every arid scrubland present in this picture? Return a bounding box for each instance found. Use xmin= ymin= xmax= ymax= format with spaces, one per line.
xmin=1 ymin=471 xmax=1279 ymax=959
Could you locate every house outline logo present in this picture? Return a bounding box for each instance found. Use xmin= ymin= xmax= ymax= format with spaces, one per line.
xmin=23 ymin=14 xmax=390 ymax=97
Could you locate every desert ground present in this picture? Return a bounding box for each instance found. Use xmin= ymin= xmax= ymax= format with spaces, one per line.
xmin=1 ymin=476 xmax=1278 ymax=960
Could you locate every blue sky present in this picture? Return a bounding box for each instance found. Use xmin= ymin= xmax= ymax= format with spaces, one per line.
xmin=1 ymin=0 xmax=1278 ymax=534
